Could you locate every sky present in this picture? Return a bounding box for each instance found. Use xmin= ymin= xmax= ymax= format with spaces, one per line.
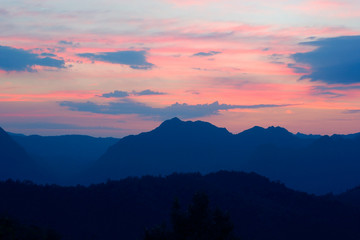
xmin=1 ymin=0 xmax=360 ymax=137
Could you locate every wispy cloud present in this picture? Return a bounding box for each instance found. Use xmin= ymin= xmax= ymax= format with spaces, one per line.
xmin=287 ymin=63 xmax=309 ymax=74
xmin=343 ymin=109 xmax=360 ymax=114
xmin=100 ymin=89 xmax=166 ymax=98
xmin=1 ymin=122 xmax=119 ymax=130
xmin=60 ymin=99 xmax=290 ymax=119
xmin=0 ymin=45 xmax=65 ymax=72
xmin=58 ymin=40 xmax=73 ymax=45
xmin=192 ymin=51 xmax=222 ymax=57
xmin=132 ymin=89 xmax=166 ymax=96
xmin=58 ymin=40 xmax=80 ymax=47
xmin=0 ymin=8 xmax=8 ymax=15
xmin=100 ymin=90 xmax=130 ymax=98
xmin=77 ymin=50 xmax=154 ymax=70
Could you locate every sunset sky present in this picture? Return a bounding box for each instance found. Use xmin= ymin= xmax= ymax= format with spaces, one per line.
xmin=1 ymin=0 xmax=360 ymax=137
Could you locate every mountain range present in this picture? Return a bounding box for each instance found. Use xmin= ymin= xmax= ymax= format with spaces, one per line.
xmin=2 ymin=117 xmax=360 ymax=194
xmin=89 ymin=117 xmax=360 ymax=194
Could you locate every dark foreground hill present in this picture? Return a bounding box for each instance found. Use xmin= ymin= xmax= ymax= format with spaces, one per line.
xmin=0 ymin=171 xmax=360 ymax=240
xmin=92 ymin=117 xmax=360 ymax=194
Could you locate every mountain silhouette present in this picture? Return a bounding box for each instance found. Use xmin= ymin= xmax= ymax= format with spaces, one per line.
xmin=89 ymin=118 xmax=360 ymax=194
xmin=3 ymin=118 xmax=360 ymax=194
xmin=0 ymin=127 xmax=39 ymax=181
xmin=154 ymin=117 xmax=231 ymax=138
xmin=89 ymin=119 xmax=293 ymax=183
xmin=88 ymin=118 xmax=234 ymax=183
xmin=234 ymin=125 xmax=309 ymax=148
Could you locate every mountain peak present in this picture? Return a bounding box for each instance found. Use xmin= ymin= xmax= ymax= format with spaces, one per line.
xmin=0 ymin=126 xmax=15 ymax=143
xmin=0 ymin=126 xmax=8 ymax=137
xmin=169 ymin=117 xmax=181 ymax=122
xmin=154 ymin=118 xmax=231 ymax=137
xmin=235 ymin=125 xmax=298 ymax=147
xmin=266 ymin=126 xmax=292 ymax=135
xmin=240 ymin=126 xmax=292 ymax=136
xmin=158 ymin=117 xmax=183 ymax=128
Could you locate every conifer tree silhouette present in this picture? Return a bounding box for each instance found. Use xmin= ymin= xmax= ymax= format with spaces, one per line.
xmin=144 ymin=192 xmax=240 ymax=240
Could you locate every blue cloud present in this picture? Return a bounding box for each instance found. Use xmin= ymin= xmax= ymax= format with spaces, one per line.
xmin=40 ymin=53 xmax=57 ymax=57
xmin=193 ymin=51 xmax=222 ymax=57
xmin=133 ymin=89 xmax=166 ymax=96
xmin=343 ymin=109 xmax=360 ymax=114
xmin=287 ymin=63 xmax=309 ymax=74
xmin=311 ymin=85 xmax=360 ymax=98
xmin=291 ymin=36 xmax=360 ymax=84
xmin=269 ymin=53 xmax=285 ymax=65
xmin=60 ymin=100 xmax=289 ymax=119
xmin=77 ymin=50 xmax=154 ymax=70
xmin=58 ymin=40 xmax=80 ymax=48
xmin=100 ymin=89 xmax=166 ymax=98
xmin=58 ymin=40 xmax=73 ymax=45
xmin=0 ymin=45 xmax=65 ymax=72
xmin=313 ymin=85 xmax=360 ymax=91
xmin=101 ymin=90 xmax=130 ymax=98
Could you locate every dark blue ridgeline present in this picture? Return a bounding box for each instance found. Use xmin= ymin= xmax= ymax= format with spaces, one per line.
xmin=1 ymin=117 xmax=360 ymax=194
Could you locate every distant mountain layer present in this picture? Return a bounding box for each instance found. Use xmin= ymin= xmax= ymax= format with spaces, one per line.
xmin=0 ymin=127 xmax=40 ymax=181
xmin=9 ymin=133 xmax=119 ymax=184
xmin=1 ymin=171 xmax=359 ymax=240
xmin=92 ymin=117 xmax=360 ymax=194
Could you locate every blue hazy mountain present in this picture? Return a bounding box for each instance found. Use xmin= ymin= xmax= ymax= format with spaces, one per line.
xmin=9 ymin=133 xmax=118 ymax=184
xmin=0 ymin=127 xmax=40 ymax=181
xmin=92 ymin=117 xmax=360 ymax=194
xmin=1 ymin=171 xmax=360 ymax=240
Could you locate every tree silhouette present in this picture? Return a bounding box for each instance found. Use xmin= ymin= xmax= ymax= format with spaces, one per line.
xmin=144 ymin=192 xmax=240 ymax=240
xmin=0 ymin=216 xmax=61 ymax=240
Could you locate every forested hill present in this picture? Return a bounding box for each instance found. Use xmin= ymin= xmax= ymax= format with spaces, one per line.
xmin=1 ymin=171 xmax=360 ymax=240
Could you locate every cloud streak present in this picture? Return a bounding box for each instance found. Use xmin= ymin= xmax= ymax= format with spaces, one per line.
xmin=0 ymin=45 xmax=65 ymax=72
xmin=343 ymin=109 xmax=360 ymax=114
xmin=100 ymin=89 xmax=166 ymax=98
xmin=2 ymin=122 xmax=119 ymax=130
xmin=133 ymin=89 xmax=166 ymax=96
xmin=60 ymin=100 xmax=290 ymax=119
xmin=192 ymin=51 xmax=222 ymax=57
xmin=77 ymin=50 xmax=154 ymax=70
xmin=101 ymin=90 xmax=130 ymax=98
xmin=311 ymin=85 xmax=360 ymax=98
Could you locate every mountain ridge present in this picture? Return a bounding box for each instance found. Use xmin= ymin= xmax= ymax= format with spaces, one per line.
xmin=89 ymin=118 xmax=360 ymax=194
xmin=3 ymin=118 xmax=360 ymax=194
